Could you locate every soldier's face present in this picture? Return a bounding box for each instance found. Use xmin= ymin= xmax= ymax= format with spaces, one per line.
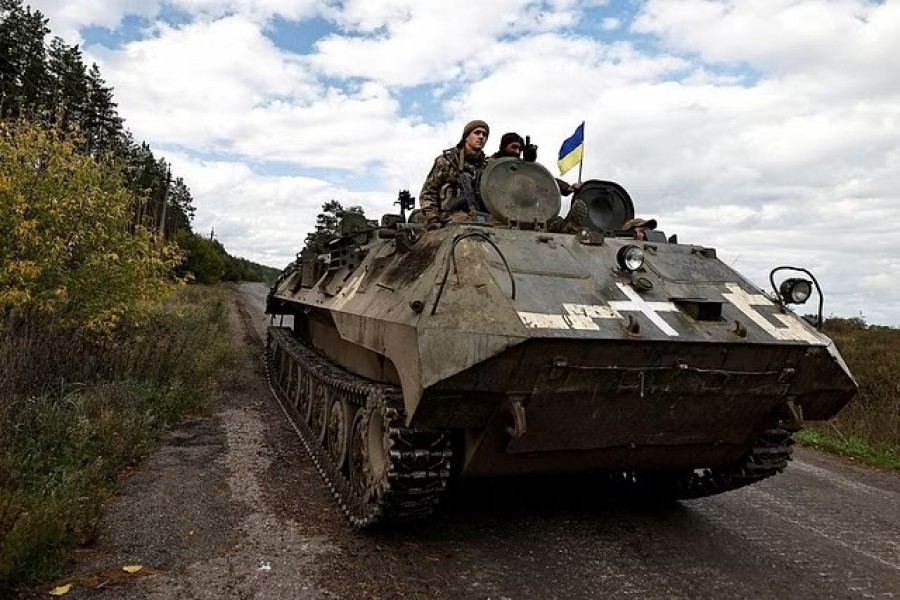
xmin=465 ymin=128 xmax=488 ymax=152
xmin=503 ymin=142 xmax=522 ymax=158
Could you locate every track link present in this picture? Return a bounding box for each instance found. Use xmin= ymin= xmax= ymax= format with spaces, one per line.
xmin=266 ymin=326 xmax=452 ymax=528
xmin=612 ymin=428 xmax=795 ymax=499
xmin=671 ymin=427 xmax=795 ymax=499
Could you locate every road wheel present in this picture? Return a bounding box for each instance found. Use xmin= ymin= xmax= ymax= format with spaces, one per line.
xmin=286 ymin=361 xmax=299 ymax=408
xmin=326 ymin=397 xmax=351 ymax=472
xmin=297 ymin=370 xmax=313 ymax=425
xmin=348 ymin=403 xmax=391 ymax=524
xmin=310 ymin=380 xmax=329 ymax=443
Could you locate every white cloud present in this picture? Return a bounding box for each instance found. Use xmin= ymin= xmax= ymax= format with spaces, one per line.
xmin=164 ymin=152 xmax=391 ymax=267
xmin=167 ymin=0 xmax=319 ymax=23
xmin=25 ymin=0 xmax=321 ymax=40
xmin=310 ymin=1 xmax=582 ymax=86
xmin=88 ymin=16 xmax=319 ymax=148
xmin=601 ymin=17 xmax=621 ymax=30
xmin=84 ymin=16 xmax=454 ymax=182
xmin=633 ymin=0 xmax=899 ymax=83
xmin=26 ymin=0 xmax=161 ymax=42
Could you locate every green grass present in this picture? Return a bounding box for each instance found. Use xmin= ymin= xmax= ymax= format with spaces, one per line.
xmin=0 ymin=285 xmax=236 ymax=594
xmin=795 ymin=426 xmax=900 ymax=472
xmin=790 ymin=318 xmax=900 ymax=471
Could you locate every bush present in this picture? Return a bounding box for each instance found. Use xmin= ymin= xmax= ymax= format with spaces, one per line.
xmin=173 ymin=230 xmax=279 ymax=284
xmin=174 ymin=230 xmax=226 ymax=284
xmin=0 ymin=120 xmax=178 ymax=330
xmin=0 ymin=285 xmax=235 ymax=593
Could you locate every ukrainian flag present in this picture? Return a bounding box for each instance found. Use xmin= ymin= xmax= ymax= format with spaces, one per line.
xmin=557 ymin=122 xmax=584 ymax=176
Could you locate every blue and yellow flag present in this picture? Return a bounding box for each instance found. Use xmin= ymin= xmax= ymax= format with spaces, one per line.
xmin=557 ymin=122 xmax=584 ymax=176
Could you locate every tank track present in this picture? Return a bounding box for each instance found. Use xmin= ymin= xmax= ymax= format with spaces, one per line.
xmin=265 ymin=326 xmax=452 ymax=528
xmin=618 ymin=428 xmax=794 ymax=499
xmin=608 ymin=429 xmax=794 ymax=499
xmin=671 ymin=427 xmax=795 ymax=498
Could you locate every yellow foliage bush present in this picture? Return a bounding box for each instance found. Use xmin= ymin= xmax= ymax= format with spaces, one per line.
xmin=0 ymin=121 xmax=179 ymax=330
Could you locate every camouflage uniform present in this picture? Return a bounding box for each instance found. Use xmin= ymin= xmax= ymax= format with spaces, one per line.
xmin=419 ymin=146 xmax=488 ymax=220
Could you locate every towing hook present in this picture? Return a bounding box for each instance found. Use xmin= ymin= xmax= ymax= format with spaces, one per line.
xmin=506 ymin=399 xmax=527 ymax=439
xmin=624 ymin=314 xmax=641 ymax=335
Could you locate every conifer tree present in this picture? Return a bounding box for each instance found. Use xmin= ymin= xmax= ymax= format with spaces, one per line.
xmin=84 ymin=63 xmax=124 ymax=156
xmin=46 ymin=37 xmax=89 ymax=127
xmin=0 ymin=0 xmax=50 ymax=118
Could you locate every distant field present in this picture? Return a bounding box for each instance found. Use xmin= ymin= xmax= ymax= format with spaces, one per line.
xmin=796 ymin=318 xmax=900 ymax=471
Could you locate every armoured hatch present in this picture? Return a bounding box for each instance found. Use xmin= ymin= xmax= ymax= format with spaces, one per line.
xmin=573 ymin=180 xmax=635 ymax=230
xmin=480 ymin=157 xmax=560 ymax=224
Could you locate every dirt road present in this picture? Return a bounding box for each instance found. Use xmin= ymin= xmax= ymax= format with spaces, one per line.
xmin=41 ymin=283 xmax=900 ymax=599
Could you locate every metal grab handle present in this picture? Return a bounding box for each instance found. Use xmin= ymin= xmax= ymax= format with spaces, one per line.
xmin=431 ymin=231 xmax=516 ymax=315
xmin=769 ymin=265 xmax=824 ymax=328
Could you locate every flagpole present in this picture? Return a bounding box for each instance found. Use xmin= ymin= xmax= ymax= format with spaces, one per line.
xmin=576 ymin=120 xmax=585 ymax=183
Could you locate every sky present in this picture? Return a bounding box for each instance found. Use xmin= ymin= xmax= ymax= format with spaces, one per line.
xmin=26 ymin=0 xmax=900 ymax=326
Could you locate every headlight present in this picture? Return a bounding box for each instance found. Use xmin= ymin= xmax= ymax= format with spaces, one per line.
xmin=780 ymin=278 xmax=812 ymax=304
xmin=616 ymin=245 xmax=644 ymax=272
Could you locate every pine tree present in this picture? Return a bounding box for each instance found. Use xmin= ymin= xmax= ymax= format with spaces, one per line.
xmin=304 ymin=201 xmax=365 ymax=251
xmin=84 ymin=63 xmax=124 ymax=156
xmin=46 ymin=37 xmax=89 ymax=127
xmin=169 ymin=176 xmax=196 ymax=235
xmin=0 ymin=0 xmax=50 ymax=118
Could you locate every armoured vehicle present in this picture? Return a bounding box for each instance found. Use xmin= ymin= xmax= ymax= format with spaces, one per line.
xmin=265 ymin=157 xmax=857 ymax=528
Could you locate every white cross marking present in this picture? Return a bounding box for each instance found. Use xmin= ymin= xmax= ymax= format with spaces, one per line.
xmin=608 ymin=283 xmax=680 ymax=337
xmin=722 ymin=283 xmax=822 ymax=343
xmin=560 ymin=303 xmax=618 ymax=329
xmin=518 ymin=284 xmax=679 ymax=336
xmin=518 ymin=304 xmax=616 ymax=330
xmin=518 ymin=312 xmax=570 ymax=329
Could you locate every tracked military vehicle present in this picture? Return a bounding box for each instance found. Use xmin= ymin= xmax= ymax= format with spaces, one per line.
xmin=266 ymin=157 xmax=857 ymax=528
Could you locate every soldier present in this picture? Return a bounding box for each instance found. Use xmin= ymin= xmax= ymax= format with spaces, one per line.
xmin=621 ymin=217 xmax=658 ymax=240
xmin=490 ymin=131 xmax=586 ymax=233
xmin=419 ymin=120 xmax=490 ymax=226
xmin=491 ymin=131 xmax=583 ymax=197
xmin=491 ymin=132 xmax=525 ymax=159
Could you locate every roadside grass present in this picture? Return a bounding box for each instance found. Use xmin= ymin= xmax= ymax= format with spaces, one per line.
xmin=0 ymin=285 xmax=236 ymax=594
xmin=795 ymin=320 xmax=900 ymax=471
xmin=795 ymin=427 xmax=900 ymax=472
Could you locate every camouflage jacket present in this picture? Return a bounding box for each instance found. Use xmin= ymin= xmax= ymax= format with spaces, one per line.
xmin=419 ymin=147 xmax=488 ymax=216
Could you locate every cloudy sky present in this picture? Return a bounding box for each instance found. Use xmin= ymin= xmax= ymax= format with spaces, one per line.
xmin=28 ymin=0 xmax=900 ymax=325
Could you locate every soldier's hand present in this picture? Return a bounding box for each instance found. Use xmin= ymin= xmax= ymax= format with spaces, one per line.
xmin=561 ymin=181 xmax=583 ymax=196
xmin=425 ymin=212 xmax=443 ymax=231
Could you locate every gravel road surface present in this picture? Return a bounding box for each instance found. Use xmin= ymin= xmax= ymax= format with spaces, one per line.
xmin=35 ymin=283 xmax=900 ymax=599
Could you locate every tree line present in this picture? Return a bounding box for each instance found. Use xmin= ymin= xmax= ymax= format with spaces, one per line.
xmin=0 ymin=0 xmax=193 ymax=239
xmin=0 ymin=0 xmax=275 ymax=289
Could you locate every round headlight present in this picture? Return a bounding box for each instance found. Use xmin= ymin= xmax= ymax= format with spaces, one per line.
xmin=616 ymin=245 xmax=645 ymax=272
xmin=780 ymin=278 xmax=812 ymax=304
